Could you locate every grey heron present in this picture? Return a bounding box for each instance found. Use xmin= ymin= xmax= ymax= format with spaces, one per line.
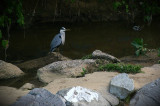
xmin=50 ymin=27 xmax=70 ymax=52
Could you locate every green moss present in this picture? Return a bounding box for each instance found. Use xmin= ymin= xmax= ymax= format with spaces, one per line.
xmin=98 ymin=63 xmax=142 ymax=73
xmin=81 ymin=54 xmax=93 ymax=60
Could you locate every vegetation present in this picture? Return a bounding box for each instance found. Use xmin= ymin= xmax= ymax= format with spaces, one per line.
xmin=81 ymin=68 xmax=88 ymax=77
xmin=131 ymin=38 xmax=147 ymax=56
xmin=113 ymin=0 xmax=160 ymax=25
xmin=81 ymin=54 xmax=93 ymax=60
xmin=123 ymin=90 xmax=137 ymax=103
xmin=98 ymin=63 xmax=142 ymax=74
xmin=0 ymin=0 xmax=24 ymax=60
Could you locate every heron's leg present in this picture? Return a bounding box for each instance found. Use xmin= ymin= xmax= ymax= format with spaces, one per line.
xmin=57 ymin=48 xmax=59 ymax=59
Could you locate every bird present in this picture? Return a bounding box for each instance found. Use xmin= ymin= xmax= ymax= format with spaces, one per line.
xmin=132 ymin=25 xmax=141 ymax=31
xmin=50 ymin=27 xmax=69 ymax=52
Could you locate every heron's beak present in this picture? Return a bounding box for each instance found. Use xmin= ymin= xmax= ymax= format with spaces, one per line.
xmin=65 ymin=29 xmax=71 ymax=31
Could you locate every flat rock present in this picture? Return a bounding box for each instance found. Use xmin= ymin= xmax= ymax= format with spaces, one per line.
xmin=17 ymin=52 xmax=70 ymax=72
xmin=92 ymin=50 xmax=121 ymax=63
xmin=44 ymin=72 xmax=120 ymax=106
xmin=56 ymin=86 xmax=110 ymax=106
xmin=0 ymin=60 xmax=24 ymax=79
xmin=109 ymin=73 xmax=134 ymax=99
xmin=130 ymin=78 xmax=160 ymax=106
xmin=11 ymin=88 xmax=66 ymax=106
xmin=37 ymin=59 xmax=95 ymax=83
xmin=20 ymin=83 xmax=35 ymax=90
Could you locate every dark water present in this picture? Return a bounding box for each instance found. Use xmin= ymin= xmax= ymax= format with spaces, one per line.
xmin=1 ymin=21 xmax=160 ymax=88
xmin=7 ymin=21 xmax=160 ymax=62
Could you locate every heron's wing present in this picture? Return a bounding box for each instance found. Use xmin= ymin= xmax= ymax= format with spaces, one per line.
xmin=50 ymin=33 xmax=62 ymax=52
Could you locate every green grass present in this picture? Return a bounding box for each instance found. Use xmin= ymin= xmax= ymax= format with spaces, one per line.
xmin=98 ymin=63 xmax=142 ymax=74
xmin=81 ymin=68 xmax=88 ymax=77
xmin=81 ymin=54 xmax=93 ymax=60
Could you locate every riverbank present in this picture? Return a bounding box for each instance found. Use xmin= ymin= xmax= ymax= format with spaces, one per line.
xmin=0 ymin=49 xmax=160 ymax=105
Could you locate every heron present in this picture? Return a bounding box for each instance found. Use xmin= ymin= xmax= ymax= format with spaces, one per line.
xmin=50 ymin=27 xmax=70 ymax=53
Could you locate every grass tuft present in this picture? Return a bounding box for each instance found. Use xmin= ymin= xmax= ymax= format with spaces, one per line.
xmin=81 ymin=54 xmax=93 ymax=60
xmin=98 ymin=63 xmax=142 ymax=74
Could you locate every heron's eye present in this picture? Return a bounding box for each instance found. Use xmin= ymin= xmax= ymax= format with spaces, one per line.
xmin=59 ymin=36 xmax=61 ymax=38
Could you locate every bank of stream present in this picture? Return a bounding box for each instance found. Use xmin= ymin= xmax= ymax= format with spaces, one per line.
xmin=0 ymin=21 xmax=160 ymax=88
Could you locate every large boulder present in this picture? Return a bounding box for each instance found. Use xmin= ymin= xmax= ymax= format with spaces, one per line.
xmin=56 ymin=86 xmax=110 ymax=106
xmin=92 ymin=50 xmax=121 ymax=63
xmin=37 ymin=59 xmax=95 ymax=83
xmin=109 ymin=73 xmax=134 ymax=99
xmin=17 ymin=52 xmax=70 ymax=72
xmin=0 ymin=60 xmax=24 ymax=79
xmin=130 ymin=78 xmax=160 ymax=106
xmin=11 ymin=88 xmax=66 ymax=106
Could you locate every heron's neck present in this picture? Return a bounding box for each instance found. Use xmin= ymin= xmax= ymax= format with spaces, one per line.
xmin=60 ymin=31 xmax=65 ymax=45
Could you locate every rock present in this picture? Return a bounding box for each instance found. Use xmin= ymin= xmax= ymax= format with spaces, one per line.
xmin=37 ymin=59 xmax=95 ymax=83
xmin=109 ymin=73 xmax=134 ymax=99
xmin=0 ymin=60 xmax=24 ymax=79
xmin=11 ymin=88 xmax=66 ymax=106
xmin=44 ymin=72 xmax=119 ymax=105
xmin=130 ymin=78 xmax=160 ymax=106
xmin=56 ymin=86 xmax=110 ymax=106
xmin=0 ymin=86 xmax=29 ymax=106
xmin=92 ymin=50 xmax=121 ymax=63
xmin=20 ymin=83 xmax=35 ymax=90
xmin=17 ymin=52 xmax=70 ymax=72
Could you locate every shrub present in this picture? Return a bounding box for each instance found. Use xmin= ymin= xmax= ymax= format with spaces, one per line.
xmin=131 ymin=38 xmax=147 ymax=56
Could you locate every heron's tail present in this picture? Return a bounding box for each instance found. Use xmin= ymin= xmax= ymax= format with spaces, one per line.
xmin=50 ymin=47 xmax=56 ymax=52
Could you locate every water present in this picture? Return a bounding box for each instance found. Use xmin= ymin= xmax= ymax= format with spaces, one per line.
xmin=7 ymin=21 xmax=160 ymax=62
xmin=0 ymin=21 xmax=160 ymax=88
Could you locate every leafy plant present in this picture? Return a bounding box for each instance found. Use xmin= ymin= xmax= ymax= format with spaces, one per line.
xmin=0 ymin=0 xmax=24 ymax=61
xmin=131 ymin=38 xmax=147 ymax=56
xmin=2 ymin=40 xmax=9 ymax=49
xmin=113 ymin=1 xmax=122 ymax=11
xmin=98 ymin=63 xmax=142 ymax=74
xmin=81 ymin=68 xmax=88 ymax=77
xmin=82 ymin=54 xmax=93 ymax=60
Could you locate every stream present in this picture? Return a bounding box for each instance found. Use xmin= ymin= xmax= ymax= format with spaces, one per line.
xmin=0 ymin=21 xmax=160 ymax=88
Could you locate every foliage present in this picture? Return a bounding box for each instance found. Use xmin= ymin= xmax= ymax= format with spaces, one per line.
xmin=131 ymin=38 xmax=147 ymax=56
xmin=113 ymin=0 xmax=129 ymax=13
xmin=113 ymin=1 xmax=122 ymax=11
xmin=113 ymin=0 xmax=160 ymax=24
xmin=82 ymin=54 xmax=93 ymax=60
xmin=0 ymin=0 xmax=24 ymax=28
xmin=124 ymin=90 xmax=137 ymax=103
xmin=98 ymin=63 xmax=142 ymax=74
xmin=158 ymin=60 xmax=160 ymax=64
xmin=2 ymin=40 xmax=9 ymax=49
xmin=0 ymin=0 xmax=24 ymax=60
xmin=81 ymin=68 xmax=88 ymax=77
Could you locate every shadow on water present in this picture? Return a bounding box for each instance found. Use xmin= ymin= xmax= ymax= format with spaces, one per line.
xmin=0 ymin=21 xmax=160 ymax=88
